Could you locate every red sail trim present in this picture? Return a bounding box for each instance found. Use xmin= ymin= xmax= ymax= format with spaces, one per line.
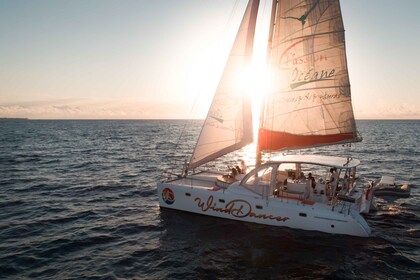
xmin=258 ymin=128 xmax=355 ymax=151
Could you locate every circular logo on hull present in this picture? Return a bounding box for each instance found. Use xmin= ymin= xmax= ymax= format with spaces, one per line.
xmin=162 ymin=188 xmax=175 ymax=205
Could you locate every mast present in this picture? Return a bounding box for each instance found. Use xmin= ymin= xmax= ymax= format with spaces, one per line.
xmin=256 ymin=0 xmax=278 ymax=167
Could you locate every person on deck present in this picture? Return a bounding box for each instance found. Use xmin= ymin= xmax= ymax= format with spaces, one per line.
xmin=327 ymin=168 xmax=338 ymax=185
xmin=308 ymin=173 xmax=316 ymax=189
xmin=240 ymin=160 xmax=247 ymax=174
xmin=327 ymin=168 xmax=338 ymax=196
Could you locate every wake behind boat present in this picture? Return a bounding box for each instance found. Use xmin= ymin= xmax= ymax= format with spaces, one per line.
xmin=158 ymin=0 xmax=376 ymax=237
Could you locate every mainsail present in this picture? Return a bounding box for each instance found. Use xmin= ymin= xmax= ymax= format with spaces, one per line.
xmin=188 ymin=0 xmax=259 ymax=169
xmin=259 ymin=0 xmax=360 ymax=151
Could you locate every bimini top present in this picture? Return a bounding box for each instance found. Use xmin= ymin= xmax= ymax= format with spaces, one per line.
xmin=269 ymin=154 xmax=360 ymax=169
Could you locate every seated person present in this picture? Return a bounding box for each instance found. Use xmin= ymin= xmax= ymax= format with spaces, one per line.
xmin=299 ymin=172 xmax=305 ymax=179
xmin=223 ymin=166 xmax=238 ymax=179
xmin=230 ymin=167 xmax=238 ymax=178
xmin=240 ymin=160 xmax=247 ymax=174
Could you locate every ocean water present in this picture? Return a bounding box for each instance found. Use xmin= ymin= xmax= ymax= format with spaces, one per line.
xmin=0 ymin=119 xmax=419 ymax=279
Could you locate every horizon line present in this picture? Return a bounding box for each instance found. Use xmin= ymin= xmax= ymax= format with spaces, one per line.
xmin=1 ymin=117 xmax=419 ymax=121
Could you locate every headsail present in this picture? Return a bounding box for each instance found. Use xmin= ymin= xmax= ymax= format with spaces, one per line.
xmin=189 ymin=0 xmax=259 ymax=169
xmin=259 ymin=0 xmax=360 ymax=152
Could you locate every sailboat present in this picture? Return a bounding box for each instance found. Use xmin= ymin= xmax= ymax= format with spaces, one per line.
xmin=158 ymin=0 xmax=375 ymax=237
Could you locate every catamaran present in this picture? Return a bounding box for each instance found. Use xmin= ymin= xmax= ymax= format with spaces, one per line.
xmin=158 ymin=0 xmax=375 ymax=237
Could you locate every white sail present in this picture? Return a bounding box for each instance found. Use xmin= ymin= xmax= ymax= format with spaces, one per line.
xmin=189 ymin=0 xmax=259 ymax=169
xmin=259 ymin=0 xmax=360 ymax=151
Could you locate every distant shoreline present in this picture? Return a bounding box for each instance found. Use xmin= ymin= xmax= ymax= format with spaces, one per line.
xmin=0 ymin=117 xmax=29 ymax=120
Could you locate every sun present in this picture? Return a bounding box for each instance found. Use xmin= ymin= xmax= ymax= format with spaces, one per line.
xmin=235 ymin=60 xmax=272 ymax=140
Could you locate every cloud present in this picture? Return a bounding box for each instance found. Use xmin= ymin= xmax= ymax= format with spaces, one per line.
xmin=355 ymin=102 xmax=420 ymax=119
xmin=3 ymin=96 xmax=417 ymax=120
xmin=0 ymin=98 xmax=195 ymax=119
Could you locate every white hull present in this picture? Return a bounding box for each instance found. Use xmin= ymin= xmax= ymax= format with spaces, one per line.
xmin=158 ymin=171 xmax=371 ymax=237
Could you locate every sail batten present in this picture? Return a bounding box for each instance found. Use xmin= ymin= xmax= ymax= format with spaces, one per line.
xmin=258 ymin=0 xmax=359 ymax=152
xmin=188 ymin=0 xmax=259 ymax=170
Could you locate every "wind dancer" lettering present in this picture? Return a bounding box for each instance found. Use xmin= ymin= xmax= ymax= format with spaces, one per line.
xmin=195 ymin=196 xmax=289 ymax=222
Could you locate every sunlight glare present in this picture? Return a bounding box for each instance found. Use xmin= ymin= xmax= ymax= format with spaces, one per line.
xmin=236 ymin=60 xmax=273 ymax=141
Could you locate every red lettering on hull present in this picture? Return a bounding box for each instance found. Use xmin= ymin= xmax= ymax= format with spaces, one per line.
xmin=195 ymin=196 xmax=289 ymax=222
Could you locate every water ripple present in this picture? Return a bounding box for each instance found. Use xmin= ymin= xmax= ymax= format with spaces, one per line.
xmin=0 ymin=119 xmax=418 ymax=279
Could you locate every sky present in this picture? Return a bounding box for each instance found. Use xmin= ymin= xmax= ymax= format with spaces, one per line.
xmin=0 ymin=0 xmax=419 ymax=120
